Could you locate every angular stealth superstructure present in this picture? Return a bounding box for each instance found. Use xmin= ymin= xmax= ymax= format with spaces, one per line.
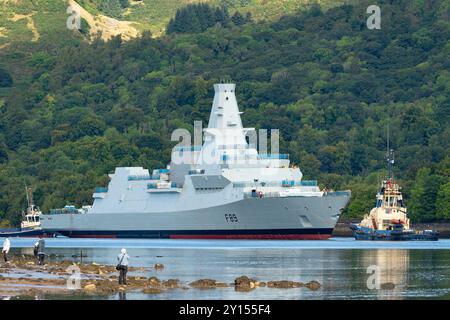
xmin=41 ymin=84 xmax=350 ymax=239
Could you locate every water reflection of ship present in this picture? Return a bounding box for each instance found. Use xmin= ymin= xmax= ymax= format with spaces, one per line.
xmin=362 ymin=249 xmax=410 ymax=299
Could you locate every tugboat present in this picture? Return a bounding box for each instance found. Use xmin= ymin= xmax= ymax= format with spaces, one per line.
xmin=0 ymin=187 xmax=56 ymax=238
xmin=350 ymin=149 xmax=438 ymax=241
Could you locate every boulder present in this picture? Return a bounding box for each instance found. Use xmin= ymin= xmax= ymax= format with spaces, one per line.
xmin=380 ymin=282 xmax=395 ymax=290
xmin=235 ymin=276 xmax=252 ymax=286
xmin=83 ymin=284 xmax=96 ymax=291
xmin=267 ymin=280 xmax=303 ymax=289
xmin=189 ymin=279 xmax=227 ymax=289
xmin=143 ymin=287 xmax=162 ymax=294
xmin=234 ymin=276 xmax=258 ymax=291
xmin=163 ymin=279 xmax=180 ymax=289
xmin=154 ymin=263 xmax=164 ymax=270
xmin=148 ymin=277 xmax=161 ymax=288
xmin=305 ymin=280 xmax=321 ymax=290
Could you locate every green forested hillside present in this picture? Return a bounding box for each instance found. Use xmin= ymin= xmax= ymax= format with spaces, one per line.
xmin=0 ymin=0 xmax=449 ymax=227
xmin=77 ymin=0 xmax=345 ymax=35
xmin=0 ymin=0 xmax=345 ymax=46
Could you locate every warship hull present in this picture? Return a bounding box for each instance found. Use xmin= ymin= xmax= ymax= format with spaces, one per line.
xmin=42 ymin=193 xmax=349 ymax=240
xmin=0 ymin=228 xmax=56 ymax=238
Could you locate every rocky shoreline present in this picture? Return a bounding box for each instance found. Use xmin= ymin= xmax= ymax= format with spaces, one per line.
xmin=0 ymin=255 xmax=321 ymax=299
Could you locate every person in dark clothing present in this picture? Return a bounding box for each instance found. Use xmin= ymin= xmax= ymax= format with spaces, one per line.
xmin=36 ymin=237 xmax=45 ymax=265
xmin=119 ymin=291 xmax=127 ymax=300
xmin=117 ymin=248 xmax=129 ymax=285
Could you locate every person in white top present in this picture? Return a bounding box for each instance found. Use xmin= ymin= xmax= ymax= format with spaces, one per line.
xmin=2 ymin=238 xmax=11 ymax=263
xmin=33 ymin=240 xmax=39 ymax=257
xmin=117 ymin=248 xmax=130 ymax=285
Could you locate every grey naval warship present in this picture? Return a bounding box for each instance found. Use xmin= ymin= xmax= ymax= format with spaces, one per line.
xmin=41 ymin=83 xmax=350 ymax=239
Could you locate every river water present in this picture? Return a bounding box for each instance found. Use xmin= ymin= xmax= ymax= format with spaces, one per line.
xmin=5 ymin=238 xmax=450 ymax=300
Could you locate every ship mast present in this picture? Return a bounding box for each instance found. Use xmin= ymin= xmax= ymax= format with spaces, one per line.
xmin=25 ymin=185 xmax=34 ymax=207
xmin=24 ymin=185 xmax=37 ymax=216
xmin=386 ymin=121 xmax=394 ymax=181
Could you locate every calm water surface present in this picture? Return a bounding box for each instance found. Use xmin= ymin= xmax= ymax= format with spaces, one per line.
xmin=5 ymin=237 xmax=450 ymax=300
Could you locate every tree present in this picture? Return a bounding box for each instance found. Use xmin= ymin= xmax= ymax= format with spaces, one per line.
xmin=71 ymin=117 xmax=107 ymax=140
xmin=119 ymin=0 xmax=129 ymax=8
xmin=108 ymin=106 xmax=146 ymax=132
xmin=409 ymin=168 xmax=445 ymax=222
xmin=100 ymin=0 xmax=123 ymax=18
xmin=0 ymin=145 xmax=8 ymax=163
xmin=344 ymin=183 xmax=378 ymax=219
xmin=232 ymin=11 xmax=245 ymax=26
xmin=167 ymin=3 xmax=230 ymax=34
xmin=245 ymin=12 xmax=253 ymax=23
xmin=79 ymin=18 xmax=90 ymax=35
xmin=0 ymin=68 xmax=13 ymax=87
xmin=436 ymin=182 xmax=450 ymax=220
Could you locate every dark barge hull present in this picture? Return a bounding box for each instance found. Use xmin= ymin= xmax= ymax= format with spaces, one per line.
xmin=351 ymin=225 xmax=439 ymax=241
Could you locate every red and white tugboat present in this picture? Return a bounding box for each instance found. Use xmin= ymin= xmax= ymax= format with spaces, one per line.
xmin=0 ymin=187 xmax=56 ymax=238
xmin=350 ymin=149 xmax=438 ymax=241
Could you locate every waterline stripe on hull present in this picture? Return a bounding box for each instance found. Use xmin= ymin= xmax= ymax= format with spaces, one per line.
xmin=0 ymin=230 xmax=56 ymax=238
xmin=52 ymin=228 xmax=333 ymax=240
xmin=169 ymin=234 xmax=331 ymax=240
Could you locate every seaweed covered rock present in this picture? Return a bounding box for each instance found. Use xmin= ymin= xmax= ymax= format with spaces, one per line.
xmin=148 ymin=277 xmax=161 ymax=288
xmin=154 ymin=263 xmax=164 ymax=270
xmin=380 ymin=282 xmax=395 ymax=290
xmin=143 ymin=287 xmax=162 ymax=294
xmin=83 ymin=283 xmax=97 ymax=291
xmin=267 ymin=280 xmax=303 ymax=289
xmin=234 ymin=276 xmax=260 ymax=291
xmin=189 ymin=279 xmax=227 ymax=289
xmin=163 ymin=279 xmax=180 ymax=289
xmin=305 ymin=280 xmax=321 ymax=290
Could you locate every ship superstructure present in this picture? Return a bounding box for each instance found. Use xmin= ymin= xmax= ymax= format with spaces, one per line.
xmin=358 ymin=179 xmax=410 ymax=232
xmin=41 ymin=83 xmax=351 ymax=239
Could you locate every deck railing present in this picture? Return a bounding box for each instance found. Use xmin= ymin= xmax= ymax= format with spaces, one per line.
xmin=128 ymin=175 xmax=151 ymax=181
xmin=233 ymin=180 xmax=317 ymax=188
xmin=258 ymin=154 xmax=289 ymax=160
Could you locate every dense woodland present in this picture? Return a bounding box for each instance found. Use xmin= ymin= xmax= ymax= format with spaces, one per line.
xmin=0 ymin=0 xmax=449 ymax=227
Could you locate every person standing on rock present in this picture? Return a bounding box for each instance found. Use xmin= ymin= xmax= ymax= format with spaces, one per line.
xmin=37 ymin=236 xmax=46 ymax=265
xmin=117 ymin=248 xmax=129 ymax=285
xmin=2 ymin=238 xmax=10 ymax=263
xmin=33 ymin=240 xmax=39 ymax=258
